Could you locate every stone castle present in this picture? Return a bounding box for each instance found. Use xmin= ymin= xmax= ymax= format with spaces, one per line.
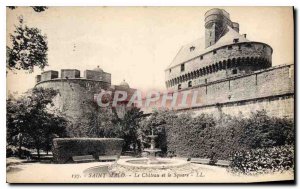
xmin=35 ymin=8 xmax=294 ymax=134
xmin=35 ymin=66 xmax=135 ymax=136
xmin=144 ymin=8 xmax=294 ymax=119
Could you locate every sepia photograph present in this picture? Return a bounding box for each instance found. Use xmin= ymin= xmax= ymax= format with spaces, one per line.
xmin=5 ymin=6 xmax=294 ymax=183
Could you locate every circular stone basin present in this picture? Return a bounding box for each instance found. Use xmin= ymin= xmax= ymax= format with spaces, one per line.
xmin=117 ymin=158 xmax=189 ymax=169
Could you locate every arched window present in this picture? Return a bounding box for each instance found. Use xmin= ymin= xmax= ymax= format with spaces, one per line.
xmin=188 ymin=81 xmax=192 ymax=88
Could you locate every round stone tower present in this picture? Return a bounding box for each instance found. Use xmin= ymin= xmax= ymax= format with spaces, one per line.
xmin=205 ymin=8 xmax=232 ymax=48
xmin=35 ymin=67 xmax=111 ymax=137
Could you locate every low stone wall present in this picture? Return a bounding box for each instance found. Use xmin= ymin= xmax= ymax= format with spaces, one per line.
xmin=52 ymin=138 xmax=124 ymax=163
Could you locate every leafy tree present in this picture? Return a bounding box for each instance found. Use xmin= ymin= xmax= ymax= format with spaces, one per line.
xmin=7 ymin=87 xmax=68 ymax=159
xmin=31 ymin=6 xmax=48 ymax=12
xmin=119 ymin=107 xmax=144 ymax=153
xmin=86 ymin=107 xmax=120 ymax=138
xmin=8 ymin=6 xmax=48 ymax=12
xmin=6 ymin=16 xmax=48 ymax=72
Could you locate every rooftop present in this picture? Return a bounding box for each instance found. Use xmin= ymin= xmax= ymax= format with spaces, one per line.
xmin=166 ymin=26 xmax=250 ymax=70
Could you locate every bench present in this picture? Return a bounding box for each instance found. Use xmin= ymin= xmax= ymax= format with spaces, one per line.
xmin=190 ymin=158 xmax=211 ymax=165
xmin=72 ymin=155 xmax=95 ymax=162
xmin=98 ymin=155 xmax=118 ymax=162
xmin=215 ymin=160 xmax=231 ymax=167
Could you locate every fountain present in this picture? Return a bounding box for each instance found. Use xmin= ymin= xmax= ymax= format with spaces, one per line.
xmin=143 ymin=129 xmax=161 ymax=162
xmin=117 ymin=128 xmax=189 ymax=170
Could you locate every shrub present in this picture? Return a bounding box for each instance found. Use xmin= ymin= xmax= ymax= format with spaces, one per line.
xmin=6 ymin=145 xmax=32 ymax=159
xmin=229 ymin=145 xmax=294 ymax=175
xmin=142 ymin=110 xmax=294 ymax=160
xmin=52 ymin=138 xmax=124 ymax=163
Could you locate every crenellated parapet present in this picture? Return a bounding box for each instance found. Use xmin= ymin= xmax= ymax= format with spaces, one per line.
xmin=35 ymin=67 xmax=111 ymax=85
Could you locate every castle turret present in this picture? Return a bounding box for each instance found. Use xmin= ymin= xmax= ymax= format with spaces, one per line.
xmin=41 ymin=70 xmax=59 ymax=81
xmin=205 ymin=8 xmax=233 ymax=48
xmin=61 ymin=69 xmax=80 ymax=79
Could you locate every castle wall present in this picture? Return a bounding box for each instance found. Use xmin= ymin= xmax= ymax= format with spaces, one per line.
xmin=143 ymin=64 xmax=294 ymax=119
xmin=187 ymin=94 xmax=294 ymax=119
xmin=183 ymin=64 xmax=293 ymax=107
xmin=36 ymin=79 xmax=111 ymax=136
xmin=166 ymin=42 xmax=272 ymax=90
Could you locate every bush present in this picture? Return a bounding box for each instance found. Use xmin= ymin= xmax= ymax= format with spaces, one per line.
xmin=143 ymin=110 xmax=294 ymax=160
xmin=52 ymin=138 xmax=124 ymax=163
xmin=230 ymin=145 xmax=294 ymax=175
xmin=6 ymin=145 xmax=32 ymax=159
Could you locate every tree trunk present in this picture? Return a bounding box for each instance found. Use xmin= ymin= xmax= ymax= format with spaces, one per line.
xmin=18 ymin=136 xmax=23 ymax=158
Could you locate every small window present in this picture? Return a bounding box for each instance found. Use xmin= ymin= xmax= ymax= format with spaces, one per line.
xmin=213 ymin=50 xmax=217 ymax=55
xmin=205 ymin=79 xmax=208 ymax=84
xmin=228 ymin=45 xmax=232 ymax=50
xmin=188 ymin=81 xmax=192 ymax=88
xmin=178 ymin=84 xmax=181 ymax=90
xmin=238 ymin=45 xmax=241 ymax=50
xmin=200 ymin=56 xmax=203 ymax=60
xmin=232 ymin=69 xmax=237 ymax=74
xmin=233 ymin=38 xmax=239 ymax=43
xmin=210 ymin=42 xmax=212 ymax=46
xmin=169 ymin=69 xmax=172 ymax=73
xmin=190 ymin=46 xmax=195 ymax=52
xmin=181 ymin=64 xmax=185 ymax=72
xmin=210 ymin=31 xmax=212 ymax=37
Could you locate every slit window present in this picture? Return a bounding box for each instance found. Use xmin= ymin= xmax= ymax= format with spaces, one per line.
xmin=228 ymin=45 xmax=232 ymax=50
xmin=200 ymin=56 xmax=203 ymax=60
xmin=181 ymin=64 xmax=185 ymax=72
xmin=232 ymin=69 xmax=237 ymax=74
xmin=213 ymin=50 xmax=217 ymax=55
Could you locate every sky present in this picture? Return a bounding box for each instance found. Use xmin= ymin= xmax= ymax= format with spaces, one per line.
xmin=6 ymin=6 xmax=294 ymax=95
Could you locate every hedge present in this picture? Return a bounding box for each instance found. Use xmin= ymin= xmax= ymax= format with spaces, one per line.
xmin=52 ymin=138 xmax=124 ymax=163
xmin=143 ymin=110 xmax=294 ymax=160
xmin=229 ymin=145 xmax=294 ymax=175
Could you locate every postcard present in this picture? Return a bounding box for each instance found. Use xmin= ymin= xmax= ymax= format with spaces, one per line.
xmin=6 ymin=6 xmax=294 ymax=183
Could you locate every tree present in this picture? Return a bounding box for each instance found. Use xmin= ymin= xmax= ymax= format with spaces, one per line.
xmin=119 ymin=107 xmax=144 ymax=153
xmin=86 ymin=107 xmax=120 ymax=138
xmin=8 ymin=6 xmax=48 ymax=12
xmin=6 ymin=16 xmax=48 ymax=72
xmin=7 ymin=87 xmax=68 ymax=159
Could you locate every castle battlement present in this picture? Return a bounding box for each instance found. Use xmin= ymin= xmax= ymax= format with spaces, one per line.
xmin=35 ymin=66 xmax=111 ymax=84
